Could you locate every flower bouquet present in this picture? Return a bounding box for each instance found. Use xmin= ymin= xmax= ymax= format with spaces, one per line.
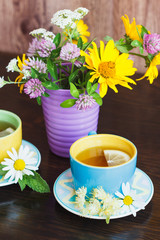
xmin=1 ymin=9 xmax=159 ymax=157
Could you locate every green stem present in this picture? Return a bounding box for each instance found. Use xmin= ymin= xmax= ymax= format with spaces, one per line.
xmin=58 ymin=64 xmax=70 ymax=74
xmin=129 ymin=52 xmax=147 ymax=60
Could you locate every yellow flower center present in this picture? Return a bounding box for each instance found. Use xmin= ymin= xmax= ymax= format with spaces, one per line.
xmin=98 ymin=61 xmax=116 ymax=78
xmin=14 ymin=159 xmax=26 ymax=171
xmin=123 ymin=195 xmax=133 ymax=206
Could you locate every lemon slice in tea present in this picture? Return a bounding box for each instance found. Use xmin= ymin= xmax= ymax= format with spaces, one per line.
xmin=103 ymin=150 xmax=130 ymax=167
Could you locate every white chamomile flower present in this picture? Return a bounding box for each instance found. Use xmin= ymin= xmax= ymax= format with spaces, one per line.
xmin=30 ymin=28 xmax=46 ymax=36
xmin=0 ymin=76 xmax=6 ymax=88
xmin=6 ymin=58 xmax=19 ymax=72
xmin=1 ymin=145 xmax=38 ymax=183
xmin=115 ymin=182 xmax=145 ymax=217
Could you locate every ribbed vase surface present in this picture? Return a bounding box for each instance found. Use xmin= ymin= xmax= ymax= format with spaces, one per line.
xmin=41 ymin=89 xmax=100 ymax=158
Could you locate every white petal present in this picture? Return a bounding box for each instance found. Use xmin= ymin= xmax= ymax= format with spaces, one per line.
xmin=25 ymin=158 xmax=37 ymax=164
xmin=20 ymin=146 xmax=30 ymax=158
xmin=25 ymin=151 xmax=36 ymax=158
xmin=130 ymin=204 xmax=137 ymax=217
xmin=25 ymin=165 xmax=38 ymax=171
xmin=2 ymin=166 xmax=12 ymax=171
xmin=23 ymin=169 xmax=34 ymax=176
xmin=2 ymin=158 xmax=14 ymax=165
xmin=18 ymin=145 xmax=24 ymax=156
xmin=122 ymin=182 xmax=130 ymax=196
xmin=7 ymin=150 xmax=17 ymax=160
xmin=126 ymin=182 xmax=130 ymax=193
xmin=4 ymin=169 xmax=14 ymax=179
xmin=117 ymin=199 xmax=124 ymax=207
xmin=12 ymin=148 xmax=18 ymax=159
xmin=15 ymin=171 xmax=21 ymax=183
xmin=115 ymin=191 xmax=124 ymax=199
xmin=8 ymin=172 xmax=16 ymax=182
xmin=122 ymin=204 xmax=129 ymax=213
xmin=132 ymin=200 xmax=145 ymax=210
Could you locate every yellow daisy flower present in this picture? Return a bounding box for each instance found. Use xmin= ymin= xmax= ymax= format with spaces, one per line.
xmin=137 ymin=53 xmax=160 ymax=84
xmin=80 ymin=40 xmax=137 ymax=98
xmin=75 ymin=19 xmax=90 ymax=43
xmin=64 ymin=20 xmax=90 ymax=44
xmin=15 ymin=54 xmax=28 ymax=93
xmin=121 ymin=14 xmax=142 ymax=42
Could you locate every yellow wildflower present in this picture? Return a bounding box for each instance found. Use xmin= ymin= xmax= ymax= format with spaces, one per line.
xmin=15 ymin=54 xmax=28 ymax=93
xmin=80 ymin=40 xmax=137 ymax=98
xmin=121 ymin=14 xmax=142 ymax=42
xmin=137 ymin=53 xmax=160 ymax=84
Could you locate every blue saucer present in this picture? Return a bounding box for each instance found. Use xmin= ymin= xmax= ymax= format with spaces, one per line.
xmin=0 ymin=140 xmax=41 ymax=187
xmin=53 ymin=168 xmax=154 ymax=220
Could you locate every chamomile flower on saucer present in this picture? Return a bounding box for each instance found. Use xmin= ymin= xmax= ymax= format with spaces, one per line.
xmin=1 ymin=145 xmax=38 ymax=183
xmin=115 ymin=182 xmax=145 ymax=217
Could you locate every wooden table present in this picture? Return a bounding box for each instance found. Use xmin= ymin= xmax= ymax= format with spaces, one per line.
xmin=0 ymin=52 xmax=159 ymax=240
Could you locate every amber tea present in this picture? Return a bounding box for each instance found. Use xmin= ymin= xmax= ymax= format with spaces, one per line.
xmin=76 ymin=147 xmax=131 ymax=167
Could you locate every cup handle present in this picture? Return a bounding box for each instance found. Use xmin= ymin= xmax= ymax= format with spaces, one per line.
xmin=88 ymin=131 xmax=97 ymax=136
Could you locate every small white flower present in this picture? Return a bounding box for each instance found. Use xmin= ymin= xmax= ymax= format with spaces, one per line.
xmin=22 ymin=69 xmax=31 ymax=79
xmin=115 ymin=182 xmax=145 ymax=217
xmin=75 ymin=186 xmax=87 ymax=198
xmin=92 ymin=186 xmax=107 ymax=200
xmin=74 ymin=7 xmax=89 ymax=17
xmin=6 ymin=58 xmax=19 ymax=72
xmin=43 ymin=31 xmax=55 ymax=41
xmin=1 ymin=145 xmax=38 ymax=183
xmin=0 ymin=76 xmax=6 ymax=88
xmin=30 ymin=28 xmax=46 ymax=36
xmin=85 ymin=198 xmax=101 ymax=215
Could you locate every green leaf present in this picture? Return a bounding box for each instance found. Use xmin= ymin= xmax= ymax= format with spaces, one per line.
xmin=0 ymin=164 xmax=6 ymax=176
xmin=91 ymin=92 xmax=103 ymax=106
xmin=86 ymin=81 xmax=92 ymax=94
xmin=42 ymin=92 xmax=50 ymax=97
xmin=18 ymin=178 xmax=27 ymax=191
xmin=19 ymin=172 xmax=50 ymax=193
xmin=51 ymin=47 xmax=61 ymax=59
xmin=82 ymin=38 xmax=95 ymax=51
xmin=90 ymin=83 xmax=98 ymax=94
xmin=77 ymin=56 xmax=85 ymax=64
xmin=131 ymin=40 xmax=142 ymax=48
xmin=69 ymin=69 xmax=79 ymax=83
xmin=60 ymin=99 xmax=77 ymax=108
xmin=141 ymin=25 xmax=149 ymax=39
xmin=131 ymin=40 xmax=143 ymax=54
xmin=115 ymin=45 xmax=129 ymax=53
xmin=42 ymin=81 xmax=59 ymax=90
xmin=104 ymin=35 xmax=113 ymax=42
xmin=47 ymin=59 xmax=58 ymax=80
xmin=70 ymin=82 xmax=79 ymax=98
xmin=36 ymin=96 xmax=41 ymax=105
xmin=85 ymin=71 xmax=91 ymax=83
xmin=77 ymin=37 xmax=83 ymax=49
xmin=31 ymin=67 xmax=39 ymax=79
xmin=53 ymin=33 xmax=61 ymax=47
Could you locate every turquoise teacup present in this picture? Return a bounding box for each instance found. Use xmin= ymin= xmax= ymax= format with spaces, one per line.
xmin=70 ymin=134 xmax=137 ymax=194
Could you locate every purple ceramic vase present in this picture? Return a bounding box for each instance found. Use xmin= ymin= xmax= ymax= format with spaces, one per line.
xmin=41 ymin=89 xmax=100 ymax=158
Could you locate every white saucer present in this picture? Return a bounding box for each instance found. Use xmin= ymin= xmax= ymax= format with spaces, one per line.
xmin=53 ymin=168 xmax=154 ymax=220
xmin=0 ymin=140 xmax=41 ymax=187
